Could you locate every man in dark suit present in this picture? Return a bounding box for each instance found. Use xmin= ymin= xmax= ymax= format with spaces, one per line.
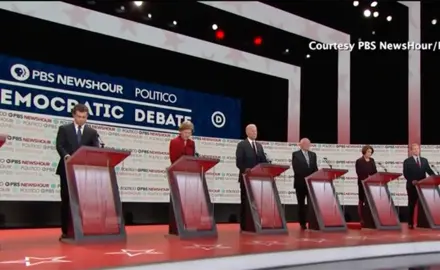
xmin=55 ymin=104 xmax=99 ymax=239
xmin=235 ymin=124 xmax=267 ymax=231
xmin=291 ymin=138 xmax=318 ymax=230
xmin=403 ymin=143 xmax=435 ymax=229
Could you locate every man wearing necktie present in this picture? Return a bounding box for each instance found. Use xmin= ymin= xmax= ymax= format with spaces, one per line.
xmin=403 ymin=143 xmax=435 ymax=229
xmin=55 ymin=104 xmax=100 ymax=240
xmin=291 ymin=138 xmax=318 ymax=230
xmin=235 ymin=124 xmax=267 ymax=231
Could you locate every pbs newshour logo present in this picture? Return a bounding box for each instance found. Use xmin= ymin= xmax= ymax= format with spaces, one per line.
xmin=10 ymin=64 xmax=30 ymax=82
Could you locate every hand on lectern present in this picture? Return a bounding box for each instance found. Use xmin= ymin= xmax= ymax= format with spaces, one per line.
xmin=64 ymin=155 xmax=71 ymax=160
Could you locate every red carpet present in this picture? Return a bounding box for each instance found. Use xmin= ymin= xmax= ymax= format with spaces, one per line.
xmin=0 ymin=223 xmax=439 ymax=269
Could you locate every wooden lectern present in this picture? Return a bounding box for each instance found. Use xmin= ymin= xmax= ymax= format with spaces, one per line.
xmin=362 ymin=172 xmax=402 ymax=230
xmin=242 ymin=163 xmax=290 ymax=235
xmin=416 ymin=176 xmax=440 ymax=229
xmin=167 ymin=156 xmax=220 ymax=238
xmin=63 ymin=146 xmax=130 ymax=243
xmin=306 ymin=168 xmax=348 ymax=232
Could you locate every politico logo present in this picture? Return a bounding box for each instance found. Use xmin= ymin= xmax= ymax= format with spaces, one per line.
xmin=10 ymin=64 xmax=30 ymax=81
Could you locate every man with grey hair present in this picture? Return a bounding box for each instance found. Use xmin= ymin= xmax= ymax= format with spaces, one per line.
xmin=235 ymin=124 xmax=268 ymax=231
xmin=403 ymin=143 xmax=435 ymax=229
xmin=291 ymin=138 xmax=318 ymax=230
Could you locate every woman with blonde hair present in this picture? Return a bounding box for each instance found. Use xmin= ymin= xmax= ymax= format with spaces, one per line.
xmin=168 ymin=121 xmax=195 ymax=164
xmin=167 ymin=121 xmax=196 ymax=235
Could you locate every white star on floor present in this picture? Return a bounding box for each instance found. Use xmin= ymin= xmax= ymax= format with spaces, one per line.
xmin=246 ymin=240 xmax=288 ymax=246
xmin=105 ymin=249 xmax=163 ymax=257
xmin=184 ymin=244 xmax=231 ymax=251
xmin=0 ymin=256 xmax=71 ymax=267
xmin=296 ymin=238 xmax=328 ymax=243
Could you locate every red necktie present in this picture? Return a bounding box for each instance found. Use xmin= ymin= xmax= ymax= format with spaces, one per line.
xmin=416 ymin=157 xmax=421 ymax=167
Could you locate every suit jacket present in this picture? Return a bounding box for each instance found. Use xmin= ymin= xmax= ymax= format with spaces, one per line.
xmin=235 ymin=139 xmax=267 ymax=181
xmin=291 ymin=150 xmax=318 ymax=189
xmin=55 ymin=123 xmax=99 ymax=175
xmin=169 ymin=136 xmax=195 ymax=164
xmin=403 ymin=156 xmax=435 ymax=187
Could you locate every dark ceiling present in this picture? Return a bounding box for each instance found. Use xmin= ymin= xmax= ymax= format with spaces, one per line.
xmin=8 ymin=1 xmax=440 ymax=143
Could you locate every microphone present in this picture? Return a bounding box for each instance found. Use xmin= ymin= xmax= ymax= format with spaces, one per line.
xmin=194 ymin=152 xmax=200 ymax=158
xmin=322 ymin=157 xmax=333 ymax=169
xmin=264 ymin=152 xmax=272 ymax=164
xmin=97 ymin=134 xmax=105 ymax=148
xmin=430 ymin=163 xmax=439 ymax=175
xmin=377 ymin=162 xmax=388 ymax=172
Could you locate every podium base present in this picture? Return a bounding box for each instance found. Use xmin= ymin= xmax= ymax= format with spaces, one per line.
xmin=60 ymin=234 xmax=126 ymax=244
xmin=240 ymin=228 xmax=288 ymax=235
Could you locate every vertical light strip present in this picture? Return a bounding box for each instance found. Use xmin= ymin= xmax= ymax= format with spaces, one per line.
xmin=400 ymin=2 xmax=421 ymax=153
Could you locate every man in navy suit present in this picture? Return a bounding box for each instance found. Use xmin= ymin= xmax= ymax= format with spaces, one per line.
xmin=403 ymin=143 xmax=436 ymax=229
xmin=55 ymin=104 xmax=99 ymax=239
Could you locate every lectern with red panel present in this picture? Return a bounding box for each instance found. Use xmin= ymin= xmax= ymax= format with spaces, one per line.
xmin=243 ymin=163 xmax=290 ymax=234
xmin=64 ymin=146 xmax=130 ymax=243
xmin=167 ymin=156 xmax=220 ymax=238
xmin=362 ymin=172 xmax=402 ymax=230
xmin=416 ymin=176 xmax=440 ymax=229
xmin=0 ymin=134 xmax=6 ymax=149
xmin=306 ymin=168 xmax=348 ymax=232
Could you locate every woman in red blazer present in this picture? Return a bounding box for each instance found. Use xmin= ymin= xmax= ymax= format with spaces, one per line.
xmin=168 ymin=121 xmax=195 ymax=234
xmin=169 ymin=121 xmax=195 ymax=164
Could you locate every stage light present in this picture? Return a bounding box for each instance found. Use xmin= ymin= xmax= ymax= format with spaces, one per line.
xmin=432 ymin=19 xmax=437 ymax=25
xmin=306 ymin=54 xmax=310 ymax=59
xmin=386 ymin=16 xmax=392 ymax=22
xmin=353 ymin=1 xmax=359 ymax=7
xmin=372 ymin=31 xmax=375 ymax=35
xmin=134 ymin=1 xmax=143 ymax=7
xmin=371 ymin=1 xmax=378 ymax=7
xmin=147 ymin=13 xmax=152 ymax=19
xmin=215 ymin=30 xmax=225 ymax=40
xmin=285 ymin=49 xmax=289 ymax=53
xmin=212 ymin=24 xmax=218 ymax=30
xmin=364 ymin=9 xmax=371 ymax=17
xmin=116 ymin=5 xmax=125 ymax=13
xmin=253 ymin=36 xmax=262 ymax=46
xmin=172 ymin=20 xmax=177 ymax=26
xmin=373 ymin=11 xmax=379 ymax=17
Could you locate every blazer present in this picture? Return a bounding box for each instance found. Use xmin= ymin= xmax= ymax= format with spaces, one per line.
xmin=55 ymin=123 xmax=99 ymax=175
xmin=403 ymin=156 xmax=435 ymax=187
xmin=291 ymin=150 xmax=318 ymax=189
xmin=355 ymin=157 xmax=378 ymax=182
xmin=168 ymin=136 xmax=195 ymax=164
xmin=235 ymin=139 xmax=267 ymax=181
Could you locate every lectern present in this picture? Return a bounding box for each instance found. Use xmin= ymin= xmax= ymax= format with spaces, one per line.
xmin=306 ymin=168 xmax=348 ymax=231
xmin=362 ymin=172 xmax=402 ymax=230
xmin=167 ymin=155 xmax=220 ymax=238
xmin=243 ymin=163 xmax=289 ymax=234
xmin=0 ymin=134 xmax=6 ymax=149
xmin=64 ymin=146 xmax=130 ymax=243
xmin=416 ymin=176 xmax=440 ymax=229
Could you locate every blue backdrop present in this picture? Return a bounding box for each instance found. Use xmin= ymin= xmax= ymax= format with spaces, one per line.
xmin=0 ymin=55 xmax=241 ymax=138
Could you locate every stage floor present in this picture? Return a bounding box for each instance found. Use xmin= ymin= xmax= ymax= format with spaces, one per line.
xmin=0 ymin=224 xmax=440 ymax=270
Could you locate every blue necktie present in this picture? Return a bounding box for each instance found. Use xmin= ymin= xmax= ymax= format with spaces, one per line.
xmin=76 ymin=126 xmax=82 ymax=144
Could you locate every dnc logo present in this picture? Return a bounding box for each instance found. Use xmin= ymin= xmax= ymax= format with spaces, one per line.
xmin=10 ymin=64 xmax=30 ymax=82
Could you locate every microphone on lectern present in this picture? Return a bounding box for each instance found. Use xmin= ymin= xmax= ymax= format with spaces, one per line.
xmin=97 ymin=134 xmax=105 ymax=148
xmin=322 ymin=157 xmax=333 ymax=169
xmin=377 ymin=162 xmax=388 ymax=173
xmin=430 ymin=163 xmax=439 ymax=175
xmin=264 ymin=152 xmax=272 ymax=164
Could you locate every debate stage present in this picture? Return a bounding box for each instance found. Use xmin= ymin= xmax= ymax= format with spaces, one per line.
xmin=1 ymin=224 xmax=440 ymax=270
